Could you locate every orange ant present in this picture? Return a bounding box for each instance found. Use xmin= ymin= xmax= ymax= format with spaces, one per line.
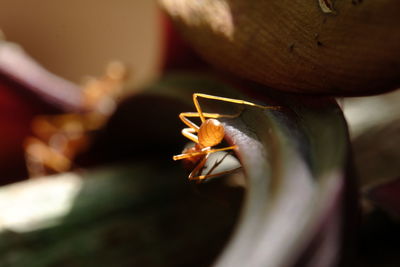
xmin=24 ymin=61 xmax=127 ymax=177
xmin=173 ymin=93 xmax=279 ymax=181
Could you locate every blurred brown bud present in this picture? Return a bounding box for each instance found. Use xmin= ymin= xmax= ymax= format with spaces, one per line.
xmin=160 ymin=0 xmax=400 ymax=95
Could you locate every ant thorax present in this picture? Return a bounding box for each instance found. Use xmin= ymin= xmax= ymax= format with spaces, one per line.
xmin=181 ymin=143 xmax=204 ymax=171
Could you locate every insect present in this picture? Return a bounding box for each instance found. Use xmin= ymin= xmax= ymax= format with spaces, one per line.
xmin=173 ymin=93 xmax=280 ymax=181
xmin=24 ymin=61 xmax=127 ymax=177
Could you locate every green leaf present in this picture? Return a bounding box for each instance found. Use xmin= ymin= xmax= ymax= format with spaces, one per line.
xmin=0 ymin=162 xmax=241 ymax=267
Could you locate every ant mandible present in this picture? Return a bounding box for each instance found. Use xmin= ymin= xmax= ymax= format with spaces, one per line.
xmin=173 ymin=93 xmax=280 ymax=181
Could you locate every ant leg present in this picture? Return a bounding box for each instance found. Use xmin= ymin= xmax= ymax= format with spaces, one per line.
xmin=179 ymin=112 xmax=225 ymax=142
xmin=190 ymin=167 xmax=243 ymax=181
xmin=173 ymin=145 xmax=237 ymax=161
xmin=179 ymin=112 xmax=200 ymax=131
xmin=190 ymin=151 xmax=242 ymax=181
xmin=188 ymin=155 xmax=208 ymax=180
xmin=179 ymin=111 xmax=240 ymax=143
xmin=205 ymin=150 xmax=232 ymax=176
xmin=177 ymin=112 xmax=238 ymax=159
xmin=193 ymin=93 xmax=281 ymax=122
xmin=181 ymin=128 xmax=199 ymax=143
xmin=179 ymin=112 xmax=237 ymax=131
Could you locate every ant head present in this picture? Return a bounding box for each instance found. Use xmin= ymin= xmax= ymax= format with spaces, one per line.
xmin=198 ymin=119 xmax=225 ymax=148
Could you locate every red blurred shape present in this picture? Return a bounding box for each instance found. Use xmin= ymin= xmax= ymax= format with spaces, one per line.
xmin=367 ymin=177 xmax=400 ymax=217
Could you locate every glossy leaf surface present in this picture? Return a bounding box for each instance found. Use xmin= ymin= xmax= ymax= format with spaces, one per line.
xmin=133 ymin=73 xmax=354 ymax=267
xmin=0 ymin=72 xmax=354 ymax=267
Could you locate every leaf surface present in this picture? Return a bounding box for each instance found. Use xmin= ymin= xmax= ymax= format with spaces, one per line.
xmin=139 ymin=73 xmax=354 ymax=267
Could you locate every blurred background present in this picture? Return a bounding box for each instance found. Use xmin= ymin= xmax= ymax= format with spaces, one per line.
xmin=0 ymin=1 xmax=399 ymax=266
xmin=0 ymin=0 xmax=161 ymax=87
xmin=0 ymin=0 xmax=166 ymax=184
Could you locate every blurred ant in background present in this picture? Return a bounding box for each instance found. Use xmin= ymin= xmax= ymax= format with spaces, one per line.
xmin=24 ymin=61 xmax=127 ymax=177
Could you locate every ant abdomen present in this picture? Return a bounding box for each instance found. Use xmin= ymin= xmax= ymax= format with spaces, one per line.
xmin=198 ymin=119 xmax=225 ymax=147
